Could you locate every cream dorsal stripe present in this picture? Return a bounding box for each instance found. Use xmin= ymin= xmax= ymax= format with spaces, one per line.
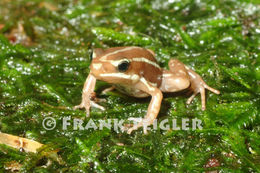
xmin=132 ymin=57 xmax=160 ymax=68
xmin=100 ymin=57 xmax=160 ymax=69
xmin=100 ymin=73 xmax=140 ymax=81
xmin=100 ymin=47 xmax=142 ymax=60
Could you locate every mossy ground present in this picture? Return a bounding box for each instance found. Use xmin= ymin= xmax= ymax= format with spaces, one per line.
xmin=0 ymin=0 xmax=260 ymax=172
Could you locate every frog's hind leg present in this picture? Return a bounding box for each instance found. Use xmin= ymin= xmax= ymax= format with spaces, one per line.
xmin=160 ymin=59 xmax=190 ymax=93
xmin=163 ymin=59 xmax=220 ymax=110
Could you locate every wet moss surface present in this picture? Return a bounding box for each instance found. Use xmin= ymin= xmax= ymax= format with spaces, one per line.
xmin=0 ymin=0 xmax=260 ymax=172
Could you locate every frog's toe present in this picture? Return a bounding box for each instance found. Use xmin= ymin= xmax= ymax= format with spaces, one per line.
xmin=126 ymin=120 xmax=151 ymax=134
xmin=127 ymin=126 xmax=137 ymax=134
xmin=73 ymin=103 xmax=84 ymax=110
xmin=186 ymin=92 xmax=198 ymax=105
xmin=74 ymin=102 xmax=91 ymax=115
xmin=127 ymin=125 xmax=148 ymax=134
xmin=86 ymin=109 xmax=90 ymax=117
xmin=90 ymin=101 xmax=105 ymax=111
xmin=204 ymin=84 xmax=220 ymax=95
xmin=187 ymin=83 xmax=220 ymax=110
xmin=126 ymin=118 xmax=143 ymax=134
xmin=200 ymin=83 xmax=220 ymax=110
xmin=200 ymin=87 xmax=206 ymax=111
xmin=121 ymin=123 xmax=132 ymax=133
xmin=186 ymin=86 xmax=207 ymax=110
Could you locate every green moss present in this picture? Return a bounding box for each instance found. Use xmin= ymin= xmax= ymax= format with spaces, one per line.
xmin=0 ymin=0 xmax=260 ymax=172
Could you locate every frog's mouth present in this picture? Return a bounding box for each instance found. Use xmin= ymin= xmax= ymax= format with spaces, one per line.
xmin=98 ymin=73 xmax=139 ymax=83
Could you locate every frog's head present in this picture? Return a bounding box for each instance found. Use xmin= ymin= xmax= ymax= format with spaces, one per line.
xmin=89 ymin=47 xmax=140 ymax=84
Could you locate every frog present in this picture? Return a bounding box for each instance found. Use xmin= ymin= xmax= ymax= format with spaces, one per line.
xmin=74 ymin=46 xmax=220 ymax=134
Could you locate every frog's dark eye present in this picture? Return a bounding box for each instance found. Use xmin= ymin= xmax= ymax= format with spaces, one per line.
xmin=89 ymin=50 xmax=93 ymax=61
xmin=118 ymin=60 xmax=130 ymax=72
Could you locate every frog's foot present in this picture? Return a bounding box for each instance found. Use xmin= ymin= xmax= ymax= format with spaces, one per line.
xmin=91 ymin=101 xmax=105 ymax=111
xmin=89 ymin=92 xmax=106 ymax=103
xmin=73 ymin=102 xmax=91 ymax=117
xmin=126 ymin=118 xmax=153 ymax=134
xmin=123 ymin=117 xmax=140 ymax=133
xmin=74 ymin=101 xmax=105 ymax=117
xmin=186 ymin=70 xmax=220 ymax=110
xmin=74 ymin=92 xmax=105 ymax=117
xmin=127 ymin=123 xmax=143 ymax=134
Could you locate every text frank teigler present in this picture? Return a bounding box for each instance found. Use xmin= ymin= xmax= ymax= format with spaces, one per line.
xmin=42 ymin=116 xmax=203 ymax=132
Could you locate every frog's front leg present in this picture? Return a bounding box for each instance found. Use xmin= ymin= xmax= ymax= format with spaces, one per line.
xmin=127 ymin=78 xmax=163 ymax=134
xmin=162 ymin=59 xmax=220 ymax=110
xmin=74 ymin=74 xmax=105 ymax=117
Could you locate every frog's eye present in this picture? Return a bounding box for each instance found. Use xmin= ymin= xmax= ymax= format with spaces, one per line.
xmin=117 ymin=59 xmax=130 ymax=72
xmin=89 ymin=50 xmax=93 ymax=61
